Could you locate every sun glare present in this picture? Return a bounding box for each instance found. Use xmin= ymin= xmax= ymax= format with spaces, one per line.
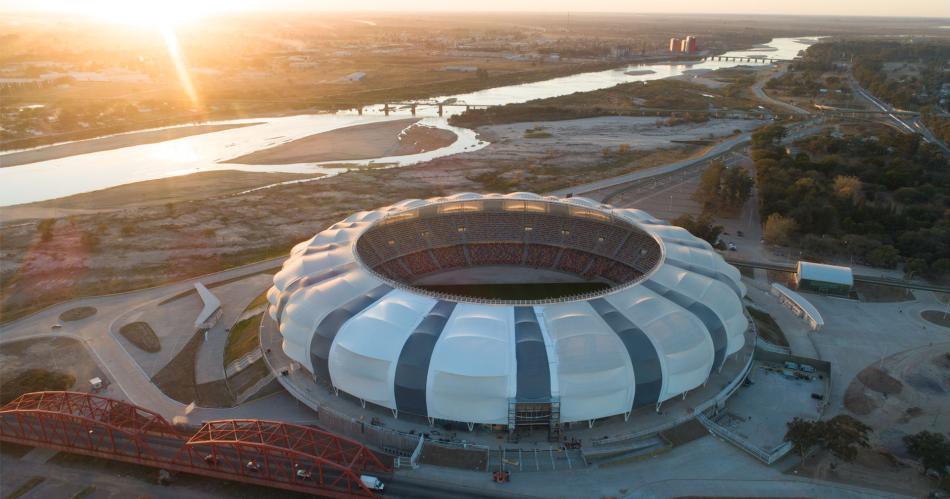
xmin=43 ymin=0 xmax=237 ymax=27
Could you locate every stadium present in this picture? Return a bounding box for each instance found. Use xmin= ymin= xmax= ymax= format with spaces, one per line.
xmin=266 ymin=192 xmax=749 ymax=436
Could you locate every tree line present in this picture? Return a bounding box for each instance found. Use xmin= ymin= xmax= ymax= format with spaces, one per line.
xmin=673 ymin=159 xmax=754 ymax=248
xmin=751 ymin=124 xmax=950 ymax=279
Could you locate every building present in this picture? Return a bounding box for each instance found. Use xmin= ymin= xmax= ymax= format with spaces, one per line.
xmin=795 ymin=261 xmax=853 ymax=295
xmin=670 ymin=36 xmax=697 ymax=54
xmin=267 ymin=193 xmax=749 ymax=431
xmin=669 ymin=38 xmax=682 ymax=53
xmin=684 ymin=36 xmax=698 ymax=53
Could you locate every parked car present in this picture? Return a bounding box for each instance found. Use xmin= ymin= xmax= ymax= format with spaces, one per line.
xmin=361 ymin=475 xmax=385 ymax=492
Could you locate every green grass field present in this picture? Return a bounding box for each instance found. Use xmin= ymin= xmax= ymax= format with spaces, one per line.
xmin=418 ymin=282 xmax=608 ymax=301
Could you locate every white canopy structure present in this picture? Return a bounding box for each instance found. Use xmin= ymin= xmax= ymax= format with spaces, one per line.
xmin=194 ymin=282 xmax=222 ymax=329
xmin=267 ymin=193 xmax=748 ymax=426
xmin=771 ymin=283 xmax=824 ymax=331
xmin=796 ymin=261 xmax=854 ymax=287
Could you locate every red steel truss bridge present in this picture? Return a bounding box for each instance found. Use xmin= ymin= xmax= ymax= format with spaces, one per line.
xmin=0 ymin=391 xmax=391 ymax=498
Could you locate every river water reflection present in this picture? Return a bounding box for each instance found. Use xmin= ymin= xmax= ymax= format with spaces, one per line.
xmin=0 ymin=37 xmax=818 ymax=206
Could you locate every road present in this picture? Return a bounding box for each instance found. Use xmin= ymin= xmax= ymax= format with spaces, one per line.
xmin=848 ymin=72 xmax=950 ymax=156
xmin=593 ymin=120 xmax=826 ymax=204
xmin=548 ymin=128 xmax=762 ymax=198
xmin=751 ymin=65 xmax=812 ymax=116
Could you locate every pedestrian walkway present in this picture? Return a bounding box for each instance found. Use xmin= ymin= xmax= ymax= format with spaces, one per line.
xmin=488 ymin=448 xmax=586 ymax=473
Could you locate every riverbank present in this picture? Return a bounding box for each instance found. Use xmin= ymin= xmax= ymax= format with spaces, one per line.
xmin=0 ymin=123 xmax=262 ymax=167
xmin=0 ymin=170 xmax=318 ymax=222
xmin=225 ymin=118 xmax=457 ymax=165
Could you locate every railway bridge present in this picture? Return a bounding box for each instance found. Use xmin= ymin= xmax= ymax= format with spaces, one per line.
xmin=356 ymin=100 xmax=489 ymax=116
xmin=0 ymin=391 xmax=391 ymax=498
xmin=700 ymin=55 xmax=789 ymax=64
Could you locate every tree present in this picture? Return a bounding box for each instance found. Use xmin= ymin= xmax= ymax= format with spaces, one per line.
xmin=867 ymin=245 xmax=899 ymax=268
xmin=822 ymin=415 xmax=871 ymax=463
xmin=785 ymin=417 xmax=823 ymax=464
xmin=833 ymin=175 xmax=863 ymax=204
xmin=672 ymin=214 xmax=723 ymax=246
xmin=694 ymin=160 xmax=725 ymax=211
xmin=80 ymin=231 xmax=100 ymax=251
xmin=763 ymin=213 xmax=798 ymax=246
xmin=785 ymin=415 xmax=872 ymax=465
xmin=721 ymin=167 xmax=754 ymax=208
xmin=37 ymin=218 xmax=55 ymax=243
xmin=903 ymin=431 xmax=950 ymax=476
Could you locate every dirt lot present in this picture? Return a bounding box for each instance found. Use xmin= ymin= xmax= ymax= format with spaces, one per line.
xmin=0 ymin=337 xmax=107 ymax=400
xmin=841 ymin=343 xmax=950 ymax=452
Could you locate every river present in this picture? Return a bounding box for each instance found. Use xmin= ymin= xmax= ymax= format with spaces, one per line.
xmin=0 ymin=37 xmax=818 ymax=207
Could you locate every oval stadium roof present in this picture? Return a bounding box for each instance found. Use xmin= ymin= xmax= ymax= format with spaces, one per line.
xmin=267 ymin=193 xmax=749 ymax=425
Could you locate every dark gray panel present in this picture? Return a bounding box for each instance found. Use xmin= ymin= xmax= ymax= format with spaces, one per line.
xmin=588 ymin=298 xmax=662 ymax=409
xmin=309 ymin=284 xmax=393 ymax=385
xmin=275 ymin=262 xmax=359 ymax=323
xmin=514 ymin=306 xmax=551 ymax=402
xmin=642 ymin=280 xmax=726 ymax=371
xmin=664 ymin=258 xmax=743 ymax=298
xmin=394 ymin=300 xmax=458 ymax=417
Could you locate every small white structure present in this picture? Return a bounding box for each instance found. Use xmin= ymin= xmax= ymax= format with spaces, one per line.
xmin=795 ymin=261 xmax=853 ymax=295
xmin=771 ymin=283 xmax=824 ymax=331
xmin=194 ymin=282 xmax=222 ymax=329
xmin=89 ymin=377 xmax=103 ymax=390
xmin=341 ymin=71 xmax=366 ymax=82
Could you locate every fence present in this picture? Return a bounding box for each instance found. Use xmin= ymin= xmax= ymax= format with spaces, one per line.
xmin=697 ymin=414 xmax=792 ymax=464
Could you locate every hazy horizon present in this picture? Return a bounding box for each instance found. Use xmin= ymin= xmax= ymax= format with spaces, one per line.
xmin=2 ymin=1 xmax=948 ymax=20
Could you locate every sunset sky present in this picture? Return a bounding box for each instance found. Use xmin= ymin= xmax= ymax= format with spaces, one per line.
xmin=3 ymin=0 xmax=948 ymax=19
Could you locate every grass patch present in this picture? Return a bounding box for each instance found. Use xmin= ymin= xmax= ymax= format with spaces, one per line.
xmin=195 ymin=379 xmax=234 ymax=408
xmin=224 ymin=312 xmax=264 ymax=367
xmin=0 ymin=442 xmax=34 ymax=458
xmin=857 ymin=366 xmax=903 ymax=395
xmin=228 ymin=358 xmax=271 ymax=395
xmin=58 ymin=306 xmax=96 ymax=322
xmin=6 ymin=476 xmax=45 ymax=499
xmin=854 ymin=281 xmax=914 ymax=303
xmin=922 ymin=310 xmax=950 ymax=328
xmin=747 ymin=307 xmax=789 ymax=347
xmin=736 ymin=265 xmax=755 ymax=279
xmin=151 ymin=330 xmax=203 ymax=404
xmin=418 ymin=282 xmax=609 ymax=301
xmin=523 ymin=126 xmax=553 ymax=139
xmin=71 ymin=485 xmax=96 ymax=499
xmin=1 ymin=369 xmax=75 ymax=405
xmin=246 ymin=290 xmax=270 ymax=311
xmin=118 ymin=322 xmax=161 ymax=353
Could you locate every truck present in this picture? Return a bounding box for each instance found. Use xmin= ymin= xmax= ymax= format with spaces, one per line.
xmin=361 ymin=475 xmax=385 ymax=492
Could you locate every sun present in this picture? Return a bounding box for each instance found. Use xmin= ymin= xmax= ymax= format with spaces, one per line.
xmin=42 ymin=0 xmax=240 ymax=28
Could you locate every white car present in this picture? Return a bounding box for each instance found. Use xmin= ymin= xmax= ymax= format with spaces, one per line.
xmin=361 ymin=475 xmax=385 ymax=492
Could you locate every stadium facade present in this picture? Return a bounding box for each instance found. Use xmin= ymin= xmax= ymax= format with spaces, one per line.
xmin=267 ymin=192 xmax=748 ymax=430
